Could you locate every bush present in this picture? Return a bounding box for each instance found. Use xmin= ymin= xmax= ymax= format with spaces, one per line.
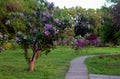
xmin=4 ymin=42 xmax=12 ymax=50
xmin=114 ymin=31 xmax=120 ymax=45
xmin=11 ymin=41 xmax=20 ymax=49
xmin=3 ymin=41 xmax=20 ymax=50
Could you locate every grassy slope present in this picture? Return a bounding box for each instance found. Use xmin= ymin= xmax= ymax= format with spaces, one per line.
xmin=0 ymin=46 xmax=120 ymax=79
xmin=85 ymin=55 xmax=120 ymax=75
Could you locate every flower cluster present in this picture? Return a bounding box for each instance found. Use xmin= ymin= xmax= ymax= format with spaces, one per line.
xmin=44 ymin=24 xmax=52 ymax=30
xmin=0 ymin=33 xmax=3 ymax=39
xmin=44 ymin=24 xmax=59 ymax=36
xmin=0 ymin=33 xmax=8 ymax=45
xmin=87 ymin=34 xmax=100 ymax=46
xmin=46 ymin=2 xmax=54 ymax=8
xmin=71 ymin=34 xmax=101 ymax=50
xmin=0 ymin=33 xmax=7 ymax=39
xmin=54 ymin=18 xmax=59 ymax=23
xmin=57 ymin=18 xmax=72 ymax=29
xmin=71 ymin=38 xmax=87 ymax=50
xmin=0 ymin=32 xmax=8 ymax=52
xmin=43 ymin=11 xmax=51 ymax=18
xmin=15 ymin=32 xmax=29 ymax=44
xmin=76 ymin=40 xmax=87 ymax=47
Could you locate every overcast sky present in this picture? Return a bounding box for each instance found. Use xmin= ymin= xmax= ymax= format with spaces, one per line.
xmin=47 ymin=0 xmax=112 ymax=9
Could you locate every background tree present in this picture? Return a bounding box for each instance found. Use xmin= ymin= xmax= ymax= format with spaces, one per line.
xmin=67 ymin=7 xmax=103 ymax=36
xmin=86 ymin=9 xmax=102 ymax=34
xmin=98 ymin=6 xmax=120 ymax=45
xmin=99 ymin=14 xmax=114 ymax=44
xmin=111 ymin=1 xmax=120 ymax=45
xmin=74 ymin=13 xmax=92 ymax=37
xmin=100 ymin=0 xmax=120 ymax=45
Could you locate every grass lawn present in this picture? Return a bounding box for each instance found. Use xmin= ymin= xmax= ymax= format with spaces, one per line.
xmin=0 ymin=46 xmax=120 ymax=79
xmin=85 ymin=55 xmax=120 ymax=75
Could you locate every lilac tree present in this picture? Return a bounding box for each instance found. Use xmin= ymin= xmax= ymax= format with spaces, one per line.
xmin=13 ymin=0 xmax=71 ymax=72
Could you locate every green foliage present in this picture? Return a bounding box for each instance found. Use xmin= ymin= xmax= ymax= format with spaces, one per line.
xmin=0 ymin=0 xmax=39 ymax=36
xmin=86 ymin=9 xmax=102 ymax=33
xmin=54 ymin=8 xmax=71 ymax=21
xmin=4 ymin=42 xmax=12 ymax=50
xmin=114 ymin=31 xmax=120 ymax=45
xmin=99 ymin=6 xmax=120 ymax=45
xmin=74 ymin=13 xmax=92 ymax=37
xmin=111 ymin=1 xmax=120 ymax=30
xmin=9 ymin=17 xmax=26 ymax=33
xmin=4 ymin=41 xmax=20 ymax=50
xmin=99 ymin=16 xmax=114 ymax=43
xmin=6 ymin=0 xmax=25 ymax=12
xmin=66 ymin=7 xmax=103 ymax=34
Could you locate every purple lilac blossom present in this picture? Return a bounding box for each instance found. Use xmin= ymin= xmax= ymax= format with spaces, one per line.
xmin=5 ymin=20 xmax=10 ymax=25
xmin=90 ymin=39 xmax=100 ymax=46
xmin=53 ymin=27 xmax=56 ymax=31
xmin=55 ymin=30 xmax=59 ymax=34
xmin=47 ymin=2 xmax=54 ymax=8
xmin=15 ymin=37 xmax=20 ymax=42
xmin=87 ymin=34 xmax=98 ymax=41
xmin=53 ymin=41 xmax=58 ymax=45
xmin=45 ymin=31 xmax=50 ymax=36
xmin=54 ymin=18 xmax=59 ymax=23
xmin=76 ymin=40 xmax=86 ymax=47
xmin=51 ymin=7 xmax=56 ymax=14
xmin=43 ymin=11 xmax=50 ymax=17
xmin=23 ymin=36 xmax=27 ymax=40
xmin=0 ymin=33 xmax=3 ymax=38
xmin=44 ymin=24 xmax=52 ymax=30
xmin=17 ymin=32 xmax=22 ymax=35
xmin=53 ymin=27 xmax=59 ymax=34
xmin=42 ymin=17 xmax=47 ymax=21
xmin=33 ymin=28 xmax=37 ymax=33
xmin=87 ymin=34 xmax=100 ymax=46
xmin=3 ymin=34 xmax=8 ymax=39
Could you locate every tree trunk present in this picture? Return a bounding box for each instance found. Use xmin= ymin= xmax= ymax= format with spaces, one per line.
xmin=28 ymin=49 xmax=40 ymax=72
xmin=29 ymin=60 xmax=35 ymax=72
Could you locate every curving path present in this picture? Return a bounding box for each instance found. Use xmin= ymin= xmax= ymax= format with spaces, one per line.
xmin=65 ymin=56 xmax=88 ymax=79
xmin=65 ymin=54 xmax=120 ymax=79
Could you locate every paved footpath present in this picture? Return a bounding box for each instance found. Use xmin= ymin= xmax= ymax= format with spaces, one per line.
xmin=65 ymin=56 xmax=88 ymax=79
xmin=65 ymin=55 xmax=120 ymax=79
